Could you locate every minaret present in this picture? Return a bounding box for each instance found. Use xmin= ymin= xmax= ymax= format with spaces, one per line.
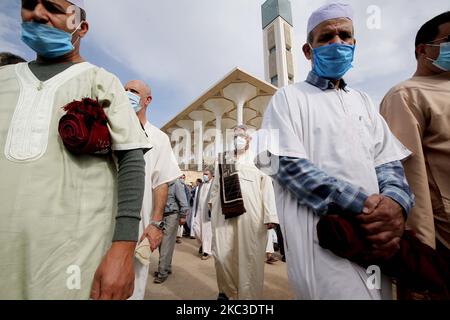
xmin=261 ymin=0 xmax=297 ymax=88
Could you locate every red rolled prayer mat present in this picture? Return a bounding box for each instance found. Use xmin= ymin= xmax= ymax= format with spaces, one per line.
xmin=317 ymin=215 xmax=450 ymax=297
xmin=58 ymin=98 xmax=111 ymax=155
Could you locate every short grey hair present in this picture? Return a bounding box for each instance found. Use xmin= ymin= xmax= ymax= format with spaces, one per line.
xmin=203 ymin=165 xmax=215 ymax=175
xmin=234 ymin=125 xmax=251 ymax=138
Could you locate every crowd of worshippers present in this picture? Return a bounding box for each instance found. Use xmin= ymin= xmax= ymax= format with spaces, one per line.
xmin=0 ymin=0 xmax=449 ymax=301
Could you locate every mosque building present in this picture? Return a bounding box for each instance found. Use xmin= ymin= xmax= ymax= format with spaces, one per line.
xmin=161 ymin=0 xmax=297 ymax=178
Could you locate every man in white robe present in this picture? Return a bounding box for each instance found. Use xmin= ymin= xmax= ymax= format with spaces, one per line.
xmin=189 ymin=179 xmax=202 ymax=238
xmin=0 ymin=0 xmax=151 ymax=300
xmin=192 ymin=168 xmax=214 ymax=260
xmin=266 ymin=229 xmax=278 ymax=264
xmin=209 ymin=126 xmax=279 ymax=300
xmin=124 ymin=80 xmax=181 ymax=300
xmin=257 ymin=3 xmax=415 ymax=300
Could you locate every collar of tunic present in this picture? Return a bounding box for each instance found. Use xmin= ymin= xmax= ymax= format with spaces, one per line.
xmin=306 ymin=71 xmax=349 ymax=92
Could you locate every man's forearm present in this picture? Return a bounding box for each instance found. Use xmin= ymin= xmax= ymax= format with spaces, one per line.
xmin=152 ymin=183 xmax=169 ymax=221
xmin=375 ymin=160 xmax=415 ymax=216
xmin=275 ymin=156 xmax=368 ymax=216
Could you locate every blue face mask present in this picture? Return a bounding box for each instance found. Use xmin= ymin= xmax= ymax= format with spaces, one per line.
xmin=203 ymin=175 xmax=209 ymax=183
xmin=427 ymin=42 xmax=450 ymax=71
xmin=127 ymin=91 xmax=142 ymax=113
xmin=311 ymin=43 xmax=355 ymax=80
xmin=21 ymin=22 xmax=80 ymax=59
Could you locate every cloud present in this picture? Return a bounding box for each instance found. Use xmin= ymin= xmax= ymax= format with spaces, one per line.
xmin=292 ymin=0 xmax=449 ymax=90
xmin=84 ymin=0 xmax=448 ymax=122
xmin=0 ymin=1 xmax=37 ymax=60
xmin=1 ymin=0 xmax=449 ymax=126
xmin=85 ymin=1 xmax=265 ymax=100
xmin=0 ymin=11 xmax=26 ymax=57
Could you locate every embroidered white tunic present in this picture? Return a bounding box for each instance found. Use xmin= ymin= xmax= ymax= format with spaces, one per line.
xmin=0 ymin=62 xmax=151 ymax=299
xmin=257 ymin=82 xmax=411 ymax=300
xmin=130 ymin=122 xmax=181 ymax=300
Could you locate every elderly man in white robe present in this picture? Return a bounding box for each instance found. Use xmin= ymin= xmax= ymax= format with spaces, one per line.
xmin=124 ymin=80 xmax=181 ymax=300
xmin=257 ymin=3 xmax=415 ymax=300
xmin=209 ymin=126 xmax=279 ymax=300
xmin=0 ymin=0 xmax=151 ymax=299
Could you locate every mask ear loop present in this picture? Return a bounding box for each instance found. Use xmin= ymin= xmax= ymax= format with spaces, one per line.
xmin=71 ymin=21 xmax=84 ymax=46
xmin=308 ymin=43 xmax=316 ymax=62
xmin=424 ymin=43 xmax=441 ymax=64
xmin=424 ymin=43 xmax=449 ymax=71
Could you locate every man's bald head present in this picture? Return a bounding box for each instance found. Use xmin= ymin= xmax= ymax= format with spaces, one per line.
xmin=124 ymin=80 xmax=152 ymax=109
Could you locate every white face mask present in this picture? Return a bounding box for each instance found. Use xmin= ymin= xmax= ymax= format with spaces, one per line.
xmin=235 ymin=136 xmax=247 ymax=151
xmin=203 ymin=175 xmax=209 ymax=183
xmin=127 ymin=91 xmax=142 ymax=113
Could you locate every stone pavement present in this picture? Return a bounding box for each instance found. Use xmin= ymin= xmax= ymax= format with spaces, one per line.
xmin=144 ymin=237 xmax=295 ymax=300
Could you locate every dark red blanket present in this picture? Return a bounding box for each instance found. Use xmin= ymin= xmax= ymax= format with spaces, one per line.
xmin=317 ymin=215 xmax=450 ymax=296
xmin=58 ymin=98 xmax=111 ymax=155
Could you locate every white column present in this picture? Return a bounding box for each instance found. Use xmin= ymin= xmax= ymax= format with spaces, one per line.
xmin=176 ymin=120 xmax=194 ymax=171
xmin=194 ymin=121 xmax=204 ymax=172
xmin=237 ymin=102 xmax=244 ymax=126
xmin=223 ymin=83 xmax=257 ymax=127
xmin=204 ymin=98 xmax=234 ymax=156
xmin=215 ymin=114 xmax=223 ymax=155
xmin=183 ymin=132 xmax=190 ymax=171
xmin=188 ymin=110 xmax=215 ymax=172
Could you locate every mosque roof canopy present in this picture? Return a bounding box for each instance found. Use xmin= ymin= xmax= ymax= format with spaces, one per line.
xmin=161 ymin=67 xmax=277 ymax=135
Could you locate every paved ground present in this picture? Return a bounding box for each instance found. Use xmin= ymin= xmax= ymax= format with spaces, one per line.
xmin=144 ymin=237 xmax=295 ymax=300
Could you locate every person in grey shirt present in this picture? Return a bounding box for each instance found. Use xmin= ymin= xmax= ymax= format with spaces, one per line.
xmin=154 ymin=178 xmax=190 ymax=283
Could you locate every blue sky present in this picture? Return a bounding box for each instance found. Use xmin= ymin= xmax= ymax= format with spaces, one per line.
xmin=1 ymin=0 xmax=449 ymax=128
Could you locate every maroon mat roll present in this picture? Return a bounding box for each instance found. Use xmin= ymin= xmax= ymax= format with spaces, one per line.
xmin=58 ymin=98 xmax=111 ymax=155
xmin=317 ymin=215 xmax=450 ymax=297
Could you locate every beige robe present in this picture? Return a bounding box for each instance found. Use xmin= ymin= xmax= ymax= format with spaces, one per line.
xmin=209 ymin=151 xmax=279 ymax=300
xmin=0 ymin=62 xmax=151 ymax=299
xmin=381 ymin=72 xmax=450 ymax=250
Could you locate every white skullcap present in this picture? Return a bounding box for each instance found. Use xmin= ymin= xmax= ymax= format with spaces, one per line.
xmin=307 ymin=3 xmax=353 ymax=34
xmin=68 ymin=0 xmax=85 ymax=10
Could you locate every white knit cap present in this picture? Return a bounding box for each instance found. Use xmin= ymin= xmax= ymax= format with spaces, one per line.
xmin=68 ymin=0 xmax=85 ymax=10
xmin=307 ymin=3 xmax=353 ymax=34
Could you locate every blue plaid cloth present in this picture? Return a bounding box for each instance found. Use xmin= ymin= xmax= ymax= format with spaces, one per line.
xmin=376 ymin=161 xmax=415 ymax=215
xmin=306 ymin=71 xmax=349 ymax=91
xmin=275 ymin=157 xmax=414 ymax=216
